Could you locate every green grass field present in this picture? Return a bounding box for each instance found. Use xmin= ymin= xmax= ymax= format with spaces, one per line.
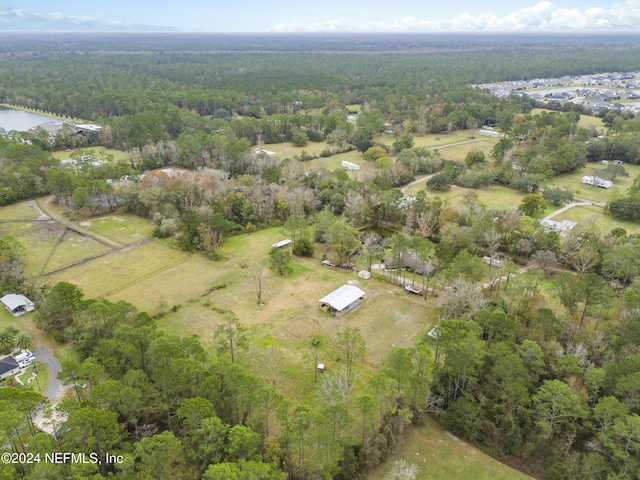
xmin=549 ymin=163 xmax=640 ymax=203
xmin=404 ymin=183 xmax=561 ymax=217
xmin=77 ymin=214 xmax=154 ymax=245
xmin=369 ymin=417 xmax=533 ymax=480
xmin=52 ymin=146 xmax=130 ymax=163
xmin=552 ymin=204 xmax=640 ymax=236
xmin=531 ymin=108 xmax=606 ymax=133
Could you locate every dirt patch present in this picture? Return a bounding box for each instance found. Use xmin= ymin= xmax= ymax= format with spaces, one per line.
xmin=287 ymin=318 xmax=321 ymax=339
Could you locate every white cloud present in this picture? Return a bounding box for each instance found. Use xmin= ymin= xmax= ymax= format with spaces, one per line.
xmin=0 ymin=5 xmax=172 ymax=30
xmin=269 ymin=1 xmax=640 ymax=32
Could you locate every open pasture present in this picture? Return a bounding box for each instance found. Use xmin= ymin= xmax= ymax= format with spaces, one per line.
xmin=45 ymin=240 xmax=188 ymax=298
xmin=77 ymin=214 xmax=154 ymax=245
xmin=432 ymin=137 xmax=498 ymax=162
xmin=43 ymin=231 xmax=111 ymax=274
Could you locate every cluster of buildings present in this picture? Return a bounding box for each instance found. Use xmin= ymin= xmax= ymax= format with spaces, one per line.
xmin=474 ymin=71 xmax=640 ymax=115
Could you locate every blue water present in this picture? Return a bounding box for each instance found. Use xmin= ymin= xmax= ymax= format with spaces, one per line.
xmin=0 ymin=107 xmax=59 ymax=132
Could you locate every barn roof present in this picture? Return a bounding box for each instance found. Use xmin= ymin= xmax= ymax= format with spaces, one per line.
xmin=0 ymin=294 xmax=31 ymax=311
xmin=318 ymin=285 xmax=366 ymax=312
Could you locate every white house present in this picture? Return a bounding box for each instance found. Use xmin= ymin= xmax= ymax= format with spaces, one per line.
xmin=341 ymin=161 xmax=360 ymax=171
xmin=0 ymin=294 xmax=35 ymax=316
xmin=581 ymin=176 xmax=613 ymax=189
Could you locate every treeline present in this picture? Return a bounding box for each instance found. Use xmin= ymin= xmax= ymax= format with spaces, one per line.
xmin=0 ymin=280 xmax=440 ymax=479
xmin=0 ymin=138 xmax=54 ymax=205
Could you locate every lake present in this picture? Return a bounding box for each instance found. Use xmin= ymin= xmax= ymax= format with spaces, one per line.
xmin=0 ymin=107 xmax=58 ymax=132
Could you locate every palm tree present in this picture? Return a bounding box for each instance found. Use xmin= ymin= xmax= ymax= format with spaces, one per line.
xmin=0 ymin=326 xmax=18 ymax=353
xmin=14 ymin=332 xmax=32 ymax=352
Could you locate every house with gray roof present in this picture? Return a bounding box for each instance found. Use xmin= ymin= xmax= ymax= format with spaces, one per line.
xmin=0 ymin=294 xmax=35 ymax=316
xmin=0 ymin=356 xmax=20 ymax=380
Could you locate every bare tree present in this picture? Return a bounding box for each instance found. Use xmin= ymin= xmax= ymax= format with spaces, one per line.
xmin=316 ymin=366 xmax=353 ymax=406
xmin=385 ymin=459 xmax=418 ymax=480
xmin=253 ymin=261 xmax=265 ymax=306
xmin=531 ymin=250 xmax=558 ymax=273
xmin=439 ymin=280 xmax=487 ymax=319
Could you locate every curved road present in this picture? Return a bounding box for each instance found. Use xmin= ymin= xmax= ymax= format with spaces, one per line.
xmin=33 ymin=347 xmax=62 ymax=400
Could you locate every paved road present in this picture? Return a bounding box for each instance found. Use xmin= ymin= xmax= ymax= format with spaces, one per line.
xmin=33 ymin=347 xmax=61 ymax=400
xmin=400 ymin=174 xmax=434 ymax=194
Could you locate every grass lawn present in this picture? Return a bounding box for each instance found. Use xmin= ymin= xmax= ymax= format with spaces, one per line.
xmin=412 ymin=130 xmax=478 ymax=149
xmin=43 ymin=231 xmax=111 ymax=274
xmin=262 ymin=140 xmax=332 ymax=159
xmin=52 ymin=146 xmax=130 ymax=163
xmin=552 ymin=204 xmax=640 ymax=236
xmin=0 ymin=308 xmax=77 ymax=381
xmin=45 ymin=240 xmax=188 ymax=298
xmin=77 ymin=214 xmax=154 ymax=245
xmin=530 ymin=108 xmax=606 ymax=134
xmin=549 ymin=163 xmax=640 ymax=203
xmin=404 ymin=183 xmax=561 ymax=218
xmin=368 ymin=416 xmax=534 ymax=480
xmin=0 ymin=200 xmax=44 ymax=221
xmin=432 ymin=138 xmax=499 ymax=163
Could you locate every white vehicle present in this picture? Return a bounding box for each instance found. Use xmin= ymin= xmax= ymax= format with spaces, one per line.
xmin=13 ymin=349 xmax=34 ymax=364
xmin=19 ymin=358 xmax=33 ymax=368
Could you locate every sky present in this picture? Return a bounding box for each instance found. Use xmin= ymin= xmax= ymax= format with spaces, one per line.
xmin=1 ymin=0 xmax=640 ymax=32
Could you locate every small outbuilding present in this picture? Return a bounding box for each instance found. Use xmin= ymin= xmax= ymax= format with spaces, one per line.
xmin=0 ymin=356 xmax=20 ymax=380
xmin=0 ymin=294 xmax=35 ymax=316
xmin=341 ymin=160 xmax=360 ymax=171
xmin=318 ymin=285 xmax=366 ymax=315
xmin=271 ymin=239 xmax=293 ymax=249
xmin=358 ymin=270 xmax=371 ymax=280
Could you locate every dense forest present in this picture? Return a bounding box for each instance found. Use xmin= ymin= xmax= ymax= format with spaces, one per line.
xmin=3 ymin=32 xmax=640 ymax=479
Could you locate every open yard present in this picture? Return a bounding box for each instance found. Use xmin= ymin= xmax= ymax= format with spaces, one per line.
xmin=552 ymin=204 xmax=640 ymax=236
xmin=52 ymin=146 xmax=130 ymax=163
xmin=368 ymin=417 xmax=533 ymax=480
xmin=403 ymin=183 xmax=561 ymax=218
xmin=549 ymin=162 xmax=640 ymax=203
xmin=531 ymin=108 xmax=606 ymax=134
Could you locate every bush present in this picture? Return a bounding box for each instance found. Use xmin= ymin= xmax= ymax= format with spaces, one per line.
xmin=610 ymin=196 xmax=640 ymax=220
xmin=319 ymin=149 xmax=332 ymax=158
xmin=307 ymin=130 xmax=325 ymax=142
xmin=292 ymin=131 xmax=309 ymax=147
xmin=426 ymin=173 xmax=451 ymax=191
xmin=293 ymin=237 xmax=314 ymax=257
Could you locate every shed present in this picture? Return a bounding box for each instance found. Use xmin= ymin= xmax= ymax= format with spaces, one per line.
xmin=318 ymin=285 xmax=366 ymax=315
xmin=0 ymin=356 xmax=20 ymax=380
xmin=341 ymin=160 xmax=360 ymax=171
xmin=358 ymin=270 xmax=371 ymax=280
xmin=0 ymin=294 xmax=35 ymax=316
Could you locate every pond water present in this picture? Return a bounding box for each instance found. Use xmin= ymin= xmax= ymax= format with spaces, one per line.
xmin=0 ymin=107 xmax=57 ymax=132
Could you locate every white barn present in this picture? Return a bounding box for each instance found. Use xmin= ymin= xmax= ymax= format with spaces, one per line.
xmin=341 ymin=161 xmax=360 ymax=171
xmin=318 ymin=285 xmax=366 ymax=315
xmin=479 ymin=129 xmax=502 ymax=138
